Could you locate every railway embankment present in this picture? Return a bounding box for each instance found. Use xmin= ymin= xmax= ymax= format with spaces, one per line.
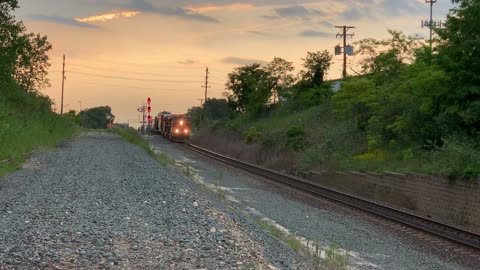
xmin=190 ymin=128 xmax=480 ymax=235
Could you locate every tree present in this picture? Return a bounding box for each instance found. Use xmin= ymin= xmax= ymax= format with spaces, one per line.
xmin=265 ymin=57 xmax=295 ymax=103
xmin=204 ymin=98 xmax=230 ymax=120
xmin=299 ymin=50 xmax=332 ymax=86
xmin=354 ymin=30 xmax=422 ymax=75
xmin=434 ymin=0 xmax=480 ymax=135
xmin=78 ymin=106 xmax=115 ymax=129
xmin=226 ymin=64 xmax=275 ymax=116
xmin=0 ymin=0 xmax=51 ymax=91
xmin=13 ymin=33 xmax=52 ymax=91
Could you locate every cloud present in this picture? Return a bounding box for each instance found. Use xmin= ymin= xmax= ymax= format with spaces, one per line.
xmin=247 ymin=30 xmax=270 ymax=36
xmin=29 ymin=14 xmax=97 ymax=28
xmin=319 ymin=21 xmax=333 ymax=28
xmin=126 ymin=0 xmax=220 ymax=23
xmin=178 ymin=59 xmax=196 ymax=65
xmin=340 ymin=6 xmax=375 ymax=21
xmin=221 ymin=57 xmax=267 ymax=65
xmin=274 ymin=5 xmax=325 ymax=17
xmin=75 ymin=10 xmax=140 ymax=23
xmin=299 ymin=30 xmax=330 ymax=38
xmin=184 ymin=3 xmax=255 ymax=13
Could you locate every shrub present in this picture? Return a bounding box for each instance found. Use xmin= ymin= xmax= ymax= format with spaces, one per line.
xmin=285 ymin=125 xmax=306 ymax=151
xmin=244 ymin=127 xmax=262 ymax=144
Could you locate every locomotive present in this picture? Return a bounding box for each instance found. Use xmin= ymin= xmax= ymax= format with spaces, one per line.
xmin=153 ymin=112 xmax=191 ymax=142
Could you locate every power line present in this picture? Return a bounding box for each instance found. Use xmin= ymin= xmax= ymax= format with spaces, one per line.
xmin=63 ymin=80 xmax=200 ymax=92
xmin=58 ymin=70 xmax=203 ymax=83
xmin=49 ymin=55 xmax=206 ymax=69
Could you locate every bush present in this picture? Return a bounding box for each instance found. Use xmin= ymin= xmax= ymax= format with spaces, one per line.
xmin=285 ymin=125 xmax=306 ymax=151
xmin=244 ymin=127 xmax=262 ymax=144
xmin=428 ymin=136 xmax=480 ymax=179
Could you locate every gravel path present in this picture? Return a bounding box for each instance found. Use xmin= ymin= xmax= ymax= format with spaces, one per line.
xmin=146 ymin=135 xmax=477 ymax=270
xmin=0 ymin=133 xmax=307 ymax=269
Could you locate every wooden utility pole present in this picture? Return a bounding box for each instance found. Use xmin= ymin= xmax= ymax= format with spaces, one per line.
xmin=201 ymin=67 xmax=210 ymax=120
xmin=198 ymin=99 xmax=204 ymax=107
xmin=60 ymin=54 xmax=66 ymax=115
xmin=335 ymin=26 xmax=355 ymax=78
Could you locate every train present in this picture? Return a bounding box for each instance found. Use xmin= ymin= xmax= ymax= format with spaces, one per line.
xmin=153 ymin=112 xmax=191 ymax=142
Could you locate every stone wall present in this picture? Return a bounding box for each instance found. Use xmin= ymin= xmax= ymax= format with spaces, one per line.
xmin=306 ymin=171 xmax=480 ymax=234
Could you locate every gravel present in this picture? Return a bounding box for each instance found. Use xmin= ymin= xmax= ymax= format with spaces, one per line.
xmin=146 ymin=135 xmax=476 ymax=270
xmin=0 ymin=133 xmax=307 ymax=269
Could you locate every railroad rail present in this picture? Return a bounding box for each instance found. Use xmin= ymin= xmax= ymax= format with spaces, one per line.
xmin=184 ymin=143 xmax=480 ymax=250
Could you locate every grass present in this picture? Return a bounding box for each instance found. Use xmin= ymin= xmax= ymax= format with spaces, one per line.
xmin=255 ymin=219 xmax=350 ymax=269
xmin=256 ymin=219 xmax=302 ymax=252
xmin=0 ymin=83 xmax=78 ymax=177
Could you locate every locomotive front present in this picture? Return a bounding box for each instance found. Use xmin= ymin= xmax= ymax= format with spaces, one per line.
xmin=170 ymin=116 xmax=191 ymax=142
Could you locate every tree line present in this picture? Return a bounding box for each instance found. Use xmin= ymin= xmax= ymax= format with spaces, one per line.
xmin=189 ymin=0 xmax=480 ymax=178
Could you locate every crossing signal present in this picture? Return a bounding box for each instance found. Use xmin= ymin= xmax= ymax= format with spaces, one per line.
xmin=147 ymin=97 xmax=151 ymax=105
xmin=147 ymin=115 xmax=152 ymax=123
xmin=148 ymin=106 xmax=151 ymax=113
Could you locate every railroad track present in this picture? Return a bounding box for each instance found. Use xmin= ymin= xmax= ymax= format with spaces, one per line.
xmin=184 ymin=143 xmax=480 ymax=250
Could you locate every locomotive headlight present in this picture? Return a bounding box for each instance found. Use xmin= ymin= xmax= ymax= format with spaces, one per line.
xmin=180 ymin=120 xmax=184 ymax=126
xmin=175 ymin=129 xmax=180 ymax=133
xmin=184 ymin=129 xmax=189 ymax=134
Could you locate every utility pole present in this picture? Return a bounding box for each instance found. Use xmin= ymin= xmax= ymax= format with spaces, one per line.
xmin=198 ymin=99 xmax=204 ymax=107
xmin=60 ymin=54 xmax=66 ymax=115
xmin=77 ymin=101 xmax=82 ymax=112
xmin=201 ymin=67 xmax=210 ymax=120
xmin=335 ymin=26 xmax=355 ymax=78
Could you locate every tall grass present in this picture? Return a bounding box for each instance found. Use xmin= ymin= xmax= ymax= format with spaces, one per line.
xmin=0 ymin=82 xmax=78 ymax=176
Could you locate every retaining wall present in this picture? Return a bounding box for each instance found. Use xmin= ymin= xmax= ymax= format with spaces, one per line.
xmin=306 ymin=171 xmax=480 ymax=234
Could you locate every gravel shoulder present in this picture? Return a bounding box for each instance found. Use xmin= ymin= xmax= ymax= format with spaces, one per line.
xmin=0 ymin=132 xmax=307 ymax=269
xmin=146 ymin=135 xmax=478 ymax=270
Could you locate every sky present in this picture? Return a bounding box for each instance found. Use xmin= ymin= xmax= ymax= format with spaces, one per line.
xmin=16 ymin=0 xmax=453 ymax=126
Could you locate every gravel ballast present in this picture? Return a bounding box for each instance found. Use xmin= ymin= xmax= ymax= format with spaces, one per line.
xmin=0 ymin=133 xmax=306 ymax=269
xmin=146 ymin=135 xmax=476 ymax=270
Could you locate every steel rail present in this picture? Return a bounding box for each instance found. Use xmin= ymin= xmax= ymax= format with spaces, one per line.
xmin=184 ymin=143 xmax=480 ymax=250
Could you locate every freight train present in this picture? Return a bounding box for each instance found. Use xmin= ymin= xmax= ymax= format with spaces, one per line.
xmin=153 ymin=112 xmax=191 ymax=142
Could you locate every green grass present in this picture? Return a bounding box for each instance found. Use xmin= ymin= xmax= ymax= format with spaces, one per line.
xmin=0 ymin=83 xmax=78 ymax=177
xmin=256 ymin=219 xmax=302 ymax=252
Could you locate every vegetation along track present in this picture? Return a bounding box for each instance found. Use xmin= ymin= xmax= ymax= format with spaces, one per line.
xmin=183 ymin=143 xmax=480 ymax=250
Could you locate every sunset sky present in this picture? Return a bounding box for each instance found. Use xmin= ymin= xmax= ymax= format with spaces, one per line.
xmin=16 ymin=0 xmax=453 ymax=126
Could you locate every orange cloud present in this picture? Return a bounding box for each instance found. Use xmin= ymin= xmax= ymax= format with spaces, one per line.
xmin=75 ymin=11 xmax=140 ymax=23
xmin=185 ymin=3 xmax=255 ymax=13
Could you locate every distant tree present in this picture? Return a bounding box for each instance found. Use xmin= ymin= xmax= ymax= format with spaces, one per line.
xmin=187 ymin=106 xmax=202 ymax=128
xmin=299 ymin=50 xmax=332 ymax=87
xmin=78 ymin=106 xmax=115 ymax=129
xmin=353 ymin=30 xmax=422 ymax=75
xmin=204 ymin=98 xmax=230 ymax=120
xmin=265 ymin=57 xmax=295 ymax=103
xmin=226 ymin=64 xmax=276 ymax=116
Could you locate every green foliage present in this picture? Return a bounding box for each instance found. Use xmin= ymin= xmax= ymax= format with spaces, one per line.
xmin=285 ymin=125 xmax=306 ymax=151
xmin=78 ymin=106 xmax=115 ymax=129
xmin=1 ymin=0 xmax=51 ymax=92
xmin=226 ymin=63 xmax=275 ymax=116
xmin=428 ymin=135 xmax=480 ymax=179
xmin=244 ymin=127 xmax=262 ymax=144
xmin=204 ymin=98 xmax=230 ymax=120
xmin=0 ymin=81 xmax=77 ymax=176
xmin=299 ymin=50 xmax=333 ymax=87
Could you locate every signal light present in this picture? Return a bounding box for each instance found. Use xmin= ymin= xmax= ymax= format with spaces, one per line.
xmin=148 ymin=106 xmax=151 ymax=113
xmin=147 ymin=97 xmax=151 ymax=105
xmin=147 ymin=115 xmax=152 ymax=123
